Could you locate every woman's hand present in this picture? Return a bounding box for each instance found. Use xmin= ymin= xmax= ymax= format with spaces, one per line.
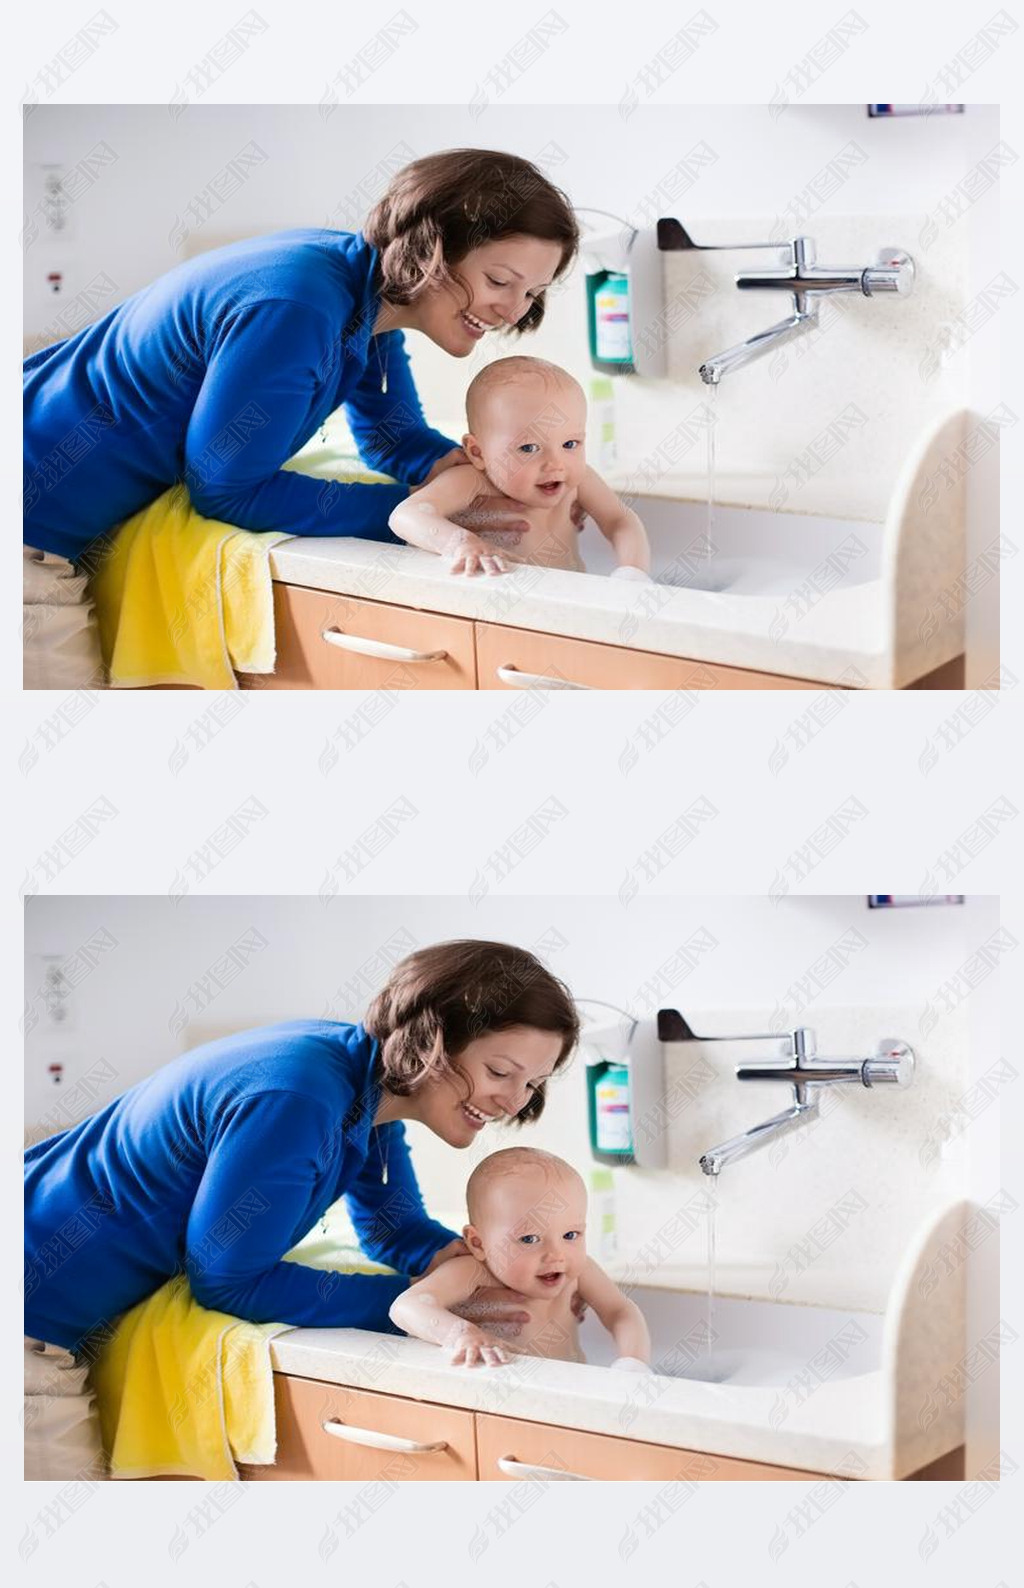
xmin=421 ymin=448 xmax=469 ymax=484
xmin=445 ymin=1320 xmax=510 ymax=1368
xmin=449 ymin=493 xmax=586 ymax=537
xmin=450 ymin=1283 xmax=531 ymax=1341
xmin=421 ymin=1238 xmax=468 ymax=1275
xmin=448 ymin=494 xmax=531 ymax=539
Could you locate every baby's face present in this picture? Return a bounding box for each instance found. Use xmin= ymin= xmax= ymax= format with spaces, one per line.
xmin=467 ymin=1166 xmax=588 ymax=1300
xmin=467 ymin=378 xmax=588 ymax=508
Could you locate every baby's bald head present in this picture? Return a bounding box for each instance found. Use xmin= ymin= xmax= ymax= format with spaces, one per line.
xmin=465 ymin=356 xmax=585 ymax=436
xmin=466 ymin=1146 xmax=585 ymax=1224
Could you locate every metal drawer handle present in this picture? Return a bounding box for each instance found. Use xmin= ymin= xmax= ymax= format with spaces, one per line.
xmin=496 ymin=1455 xmax=591 ymax=1480
xmin=496 ymin=664 xmax=592 ymax=690
xmin=321 ymin=628 xmax=448 ymax=664
xmin=320 ymin=1419 xmax=448 ymax=1454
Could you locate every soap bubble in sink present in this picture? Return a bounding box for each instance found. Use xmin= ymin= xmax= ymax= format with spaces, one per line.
xmin=653 ymin=556 xmax=744 ymax=594
xmin=669 ymin=1348 xmax=799 ymax=1387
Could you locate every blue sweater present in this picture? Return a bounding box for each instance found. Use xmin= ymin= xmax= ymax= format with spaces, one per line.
xmin=23 ymin=230 xmax=458 ymax=562
xmin=24 ymin=1021 xmax=458 ymax=1352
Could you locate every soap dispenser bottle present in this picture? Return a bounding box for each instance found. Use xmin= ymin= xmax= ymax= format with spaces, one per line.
xmin=586 ymin=270 xmax=635 ymax=374
xmin=587 ymin=1054 xmax=635 ymax=1165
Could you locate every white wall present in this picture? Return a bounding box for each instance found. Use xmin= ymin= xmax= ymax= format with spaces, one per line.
xmin=24 ymin=891 xmax=984 ymax=1116
xmin=23 ymin=102 xmax=995 ymax=332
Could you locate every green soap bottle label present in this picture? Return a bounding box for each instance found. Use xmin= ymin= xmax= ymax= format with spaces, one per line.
xmin=595 ymin=1072 xmax=631 ymax=1152
xmin=594 ymin=275 xmax=632 ymax=363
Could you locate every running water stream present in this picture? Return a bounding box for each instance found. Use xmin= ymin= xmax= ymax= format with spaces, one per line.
xmin=704 ymin=1175 xmax=718 ymax=1356
xmin=703 ymin=382 xmax=718 ymax=571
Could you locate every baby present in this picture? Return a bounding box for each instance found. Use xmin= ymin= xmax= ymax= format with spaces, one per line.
xmin=389 ymin=1146 xmax=651 ymax=1370
xmin=388 ymin=356 xmax=652 ymax=579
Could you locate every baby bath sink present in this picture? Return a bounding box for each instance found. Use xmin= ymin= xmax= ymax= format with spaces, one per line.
xmin=585 ymin=499 xmax=885 ymax=599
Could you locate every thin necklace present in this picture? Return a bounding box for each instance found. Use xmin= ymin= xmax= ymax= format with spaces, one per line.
xmin=319 ymin=1123 xmax=390 ymax=1236
xmin=376 ymin=1124 xmax=390 ymax=1185
xmin=319 ymin=328 xmax=388 ymax=445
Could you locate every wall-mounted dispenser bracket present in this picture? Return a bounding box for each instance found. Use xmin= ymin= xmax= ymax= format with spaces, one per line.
xmin=578 ymin=215 xmax=667 ymax=379
xmin=578 ymin=1002 xmax=667 ymax=1169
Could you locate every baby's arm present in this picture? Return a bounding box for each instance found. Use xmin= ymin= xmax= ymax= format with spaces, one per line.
xmin=388 ymin=465 xmax=517 ymax=577
xmin=576 ymin=467 xmax=651 ymax=576
xmin=389 ymin=1255 xmax=509 ymax=1367
xmin=577 ymin=1257 xmax=652 ymax=1367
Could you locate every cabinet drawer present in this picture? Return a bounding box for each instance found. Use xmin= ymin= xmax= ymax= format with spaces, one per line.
xmin=474 ymin=623 xmax=822 ymax=690
xmin=249 ymin=584 xmax=476 ymax=689
xmin=475 ymin=1413 xmax=822 ymax=1481
xmin=243 ymin=1376 xmax=477 ymax=1480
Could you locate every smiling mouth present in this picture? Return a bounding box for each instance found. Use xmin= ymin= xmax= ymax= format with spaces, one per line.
xmin=461 ymin=311 xmax=498 ymax=336
xmin=536 ymin=481 xmax=563 ymax=495
xmin=461 ymin=1102 xmax=497 ymax=1130
xmin=537 ymin=1271 xmax=564 ymax=1286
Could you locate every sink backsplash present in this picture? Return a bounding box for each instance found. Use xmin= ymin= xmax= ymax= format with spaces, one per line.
xmin=407 ymin=1002 xmax=971 ymax=1314
xmin=620 ymin=214 xmax=969 ymax=523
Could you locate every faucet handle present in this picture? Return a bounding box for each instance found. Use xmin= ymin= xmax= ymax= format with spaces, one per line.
xmin=862 ymin=248 xmax=916 ymax=297
xmin=862 ymin=1038 xmax=916 ymax=1087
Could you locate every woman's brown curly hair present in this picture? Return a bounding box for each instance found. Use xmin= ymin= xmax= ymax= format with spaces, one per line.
xmin=363 ymin=939 xmax=579 ymax=1125
xmin=363 ymin=149 xmax=579 ymax=336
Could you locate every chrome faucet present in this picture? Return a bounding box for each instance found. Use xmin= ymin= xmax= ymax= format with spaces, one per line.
xmin=656 ymin=219 xmax=916 ymax=385
xmin=656 ymin=1009 xmax=915 ymax=1175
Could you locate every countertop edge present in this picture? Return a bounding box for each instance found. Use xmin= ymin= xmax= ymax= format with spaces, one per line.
xmin=268 ymin=1331 xmax=905 ymax=1478
xmin=268 ymin=543 xmax=894 ymax=686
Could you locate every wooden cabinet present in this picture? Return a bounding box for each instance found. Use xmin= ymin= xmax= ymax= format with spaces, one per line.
xmin=244 ymin=1375 xmax=821 ymax=1482
xmin=247 ymin=584 xmax=477 ymax=690
xmin=474 ymin=621 xmax=822 ymax=691
xmin=475 ymin=1412 xmax=822 ymax=1481
xmin=242 ymin=1376 xmax=477 ymax=1481
xmin=242 ymin=1373 xmax=961 ymax=1481
xmin=245 ymin=580 xmax=964 ymax=691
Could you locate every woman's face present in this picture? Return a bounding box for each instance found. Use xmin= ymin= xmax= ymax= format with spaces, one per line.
xmin=411 ymin=1024 xmax=566 ymax=1147
xmin=411 ymin=235 xmax=566 ymax=356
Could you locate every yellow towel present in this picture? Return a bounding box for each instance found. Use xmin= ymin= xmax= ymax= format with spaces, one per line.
xmin=90 ymin=415 xmax=398 ymax=690
xmin=90 ymin=1224 xmax=396 ymax=1481
xmin=90 ymin=486 xmax=291 ymax=691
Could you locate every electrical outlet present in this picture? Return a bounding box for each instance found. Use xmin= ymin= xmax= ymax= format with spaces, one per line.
xmin=26 ymin=163 xmax=77 ymax=247
xmin=40 ymin=166 xmax=69 ymax=234
xmin=34 ymin=954 xmax=77 ymax=1030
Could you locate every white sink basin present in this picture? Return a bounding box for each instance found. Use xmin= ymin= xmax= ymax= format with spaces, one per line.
xmin=583 ymin=498 xmax=885 ymax=597
xmin=579 ymin=1287 xmax=883 ymax=1386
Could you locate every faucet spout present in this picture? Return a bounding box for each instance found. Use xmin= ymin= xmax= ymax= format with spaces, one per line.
xmin=699 ymin=303 xmax=817 ymax=386
xmin=699 ymin=1096 xmax=818 ymax=1176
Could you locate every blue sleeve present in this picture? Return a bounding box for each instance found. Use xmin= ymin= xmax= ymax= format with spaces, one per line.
xmin=345 ymin=1122 xmax=459 ymax=1276
xmin=182 ymin=299 xmax=410 ymax=540
xmin=344 ymin=331 xmax=459 ymax=485
xmin=185 ymin=1091 xmax=409 ymax=1330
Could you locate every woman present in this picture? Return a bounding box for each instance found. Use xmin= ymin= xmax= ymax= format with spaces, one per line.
xmin=22 ymin=148 xmax=580 ymax=686
xmin=24 ymin=939 xmax=580 ymax=1477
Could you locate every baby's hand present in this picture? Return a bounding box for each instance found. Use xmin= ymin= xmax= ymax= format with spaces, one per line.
xmin=445 ymin=1321 xmax=509 ymax=1368
xmin=445 ymin=528 xmax=519 ymax=578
